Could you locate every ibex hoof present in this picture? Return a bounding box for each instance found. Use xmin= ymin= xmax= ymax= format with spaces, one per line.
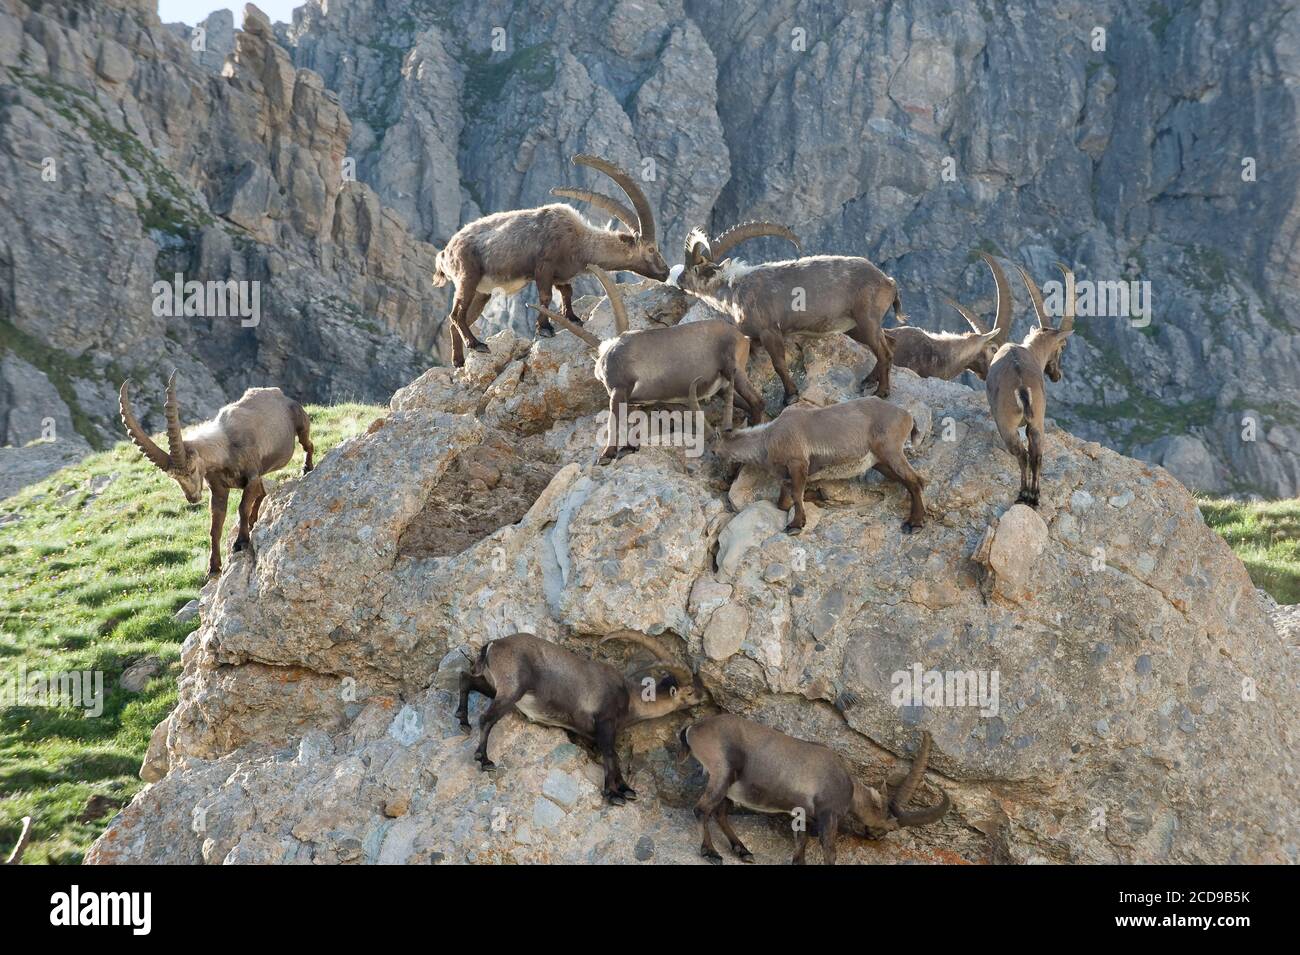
xmin=605 ymin=792 xmax=626 ymax=807
xmin=536 ymin=324 xmax=556 ymax=339
xmin=566 ymin=313 xmax=584 ymax=326
xmin=619 ymin=787 xmax=637 ymax=801
xmin=902 ymin=521 xmax=922 ymax=534
xmin=233 ymin=538 xmax=248 ymax=553
xmin=736 ymin=850 xmax=756 ymax=863
xmin=786 ymin=524 xmax=804 ymax=536
xmin=476 ymin=756 xmax=495 ymax=771
xmin=471 ymin=340 xmax=491 ymax=353
xmin=701 ymin=848 xmax=724 ymax=865
xmin=782 ymin=393 xmax=798 ymax=407
xmin=456 ymin=717 xmax=471 ymax=733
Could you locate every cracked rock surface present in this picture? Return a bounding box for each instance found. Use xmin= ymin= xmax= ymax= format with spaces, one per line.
xmin=88 ymin=282 xmax=1297 ymax=865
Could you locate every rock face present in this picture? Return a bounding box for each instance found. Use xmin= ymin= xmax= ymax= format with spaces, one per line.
xmin=88 ymin=283 xmax=1297 ymax=865
xmin=277 ymin=0 xmax=1299 ymax=497
xmin=0 ymin=0 xmax=441 ymax=487
xmin=3 ymin=0 xmax=1296 ymax=497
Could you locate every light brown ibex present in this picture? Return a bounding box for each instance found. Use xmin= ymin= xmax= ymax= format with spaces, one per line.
xmin=119 ymin=374 xmax=314 ymax=577
xmin=457 ymin=631 xmax=704 ymax=805
xmin=432 ymin=154 xmax=668 ymax=366
xmin=871 ymin=251 xmax=1014 ymax=385
xmin=986 ymin=263 xmax=1076 ymax=507
xmin=670 ymin=223 xmax=905 ymax=401
xmin=532 ymin=266 xmax=766 ymax=463
xmin=683 ymin=714 xmax=950 ymax=865
xmin=694 ymin=385 xmax=927 ymax=534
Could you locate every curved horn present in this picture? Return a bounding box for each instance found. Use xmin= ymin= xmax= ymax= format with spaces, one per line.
xmin=892 ymin=789 xmax=951 ymax=827
xmin=684 ymin=228 xmax=712 ymax=268
xmin=890 ymin=730 xmax=933 ymax=812
xmin=4 ymin=815 xmax=32 ymax=865
xmin=600 ymin=629 xmax=694 ymax=683
xmin=527 ymin=304 xmax=602 ymax=348
xmin=164 ymin=371 xmax=186 ymax=469
xmin=1016 ymin=265 xmax=1050 ymax=330
xmin=572 ymin=154 xmax=656 ymax=243
xmin=942 ymin=296 xmax=987 ymax=335
xmin=119 ymin=379 xmax=171 ymax=471
xmin=586 ymin=265 xmax=629 ymax=335
xmin=981 ymin=252 xmax=1014 ymax=345
xmin=709 ymin=221 xmax=801 ymax=262
xmin=1055 ymin=262 xmax=1075 ymax=334
xmin=550 ymin=187 xmax=637 ymax=233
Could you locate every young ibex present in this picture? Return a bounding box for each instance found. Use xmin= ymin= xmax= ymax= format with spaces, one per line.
xmin=694 ymin=385 xmax=927 ymax=534
xmin=533 ymin=265 xmax=766 ymax=463
xmin=683 ymin=714 xmax=950 ymax=865
xmin=432 ymin=154 xmax=668 ymax=366
xmin=871 ymin=251 xmax=1013 ymax=385
xmin=670 ymin=223 xmax=905 ymax=401
xmin=119 ymin=374 xmax=314 ymax=577
xmin=986 ymin=263 xmax=1076 ymax=507
xmin=457 ymin=631 xmax=704 ymax=805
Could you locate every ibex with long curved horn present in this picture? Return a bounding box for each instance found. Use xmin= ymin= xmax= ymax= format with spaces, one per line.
xmin=871 ymin=251 xmax=1014 ymax=384
xmin=456 ymin=631 xmax=705 ymax=805
xmin=693 ymin=382 xmax=927 ymax=534
xmin=532 ymin=265 xmax=766 ymax=463
xmin=431 ymin=154 xmax=668 ymax=366
xmin=119 ymin=374 xmax=314 ymax=577
xmin=669 ymin=223 xmax=905 ymax=401
xmin=682 ymin=715 xmax=950 ymax=865
xmin=985 ymin=263 xmax=1076 ymax=506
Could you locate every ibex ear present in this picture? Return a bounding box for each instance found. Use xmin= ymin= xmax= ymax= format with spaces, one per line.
xmin=656 ymin=673 xmax=680 ymax=697
xmin=982 ymin=329 xmax=1001 ymax=342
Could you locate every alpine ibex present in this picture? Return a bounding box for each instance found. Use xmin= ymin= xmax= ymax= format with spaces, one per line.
xmin=119 ymin=374 xmax=314 ymax=577
xmin=683 ymin=715 xmax=950 ymax=865
xmin=871 ymin=251 xmax=1013 ymax=385
xmin=432 ymin=154 xmax=668 ymax=366
xmin=986 ymin=263 xmax=1076 ymax=507
xmin=694 ymin=385 xmax=927 ymax=534
xmin=457 ymin=631 xmax=704 ymax=805
xmin=533 ymin=265 xmax=766 ymax=463
xmin=670 ymin=223 xmax=905 ymax=401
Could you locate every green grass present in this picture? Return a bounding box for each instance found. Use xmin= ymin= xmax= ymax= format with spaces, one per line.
xmin=0 ymin=403 xmax=383 ymax=863
xmin=1199 ymin=497 xmax=1300 ymax=605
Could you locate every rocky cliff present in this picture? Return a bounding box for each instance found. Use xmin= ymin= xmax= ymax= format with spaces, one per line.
xmin=2 ymin=0 xmax=1296 ymax=497
xmin=278 ymin=0 xmax=1300 ymax=497
xmin=0 ymin=0 xmax=440 ymax=487
xmin=87 ymin=282 xmax=1297 ymax=865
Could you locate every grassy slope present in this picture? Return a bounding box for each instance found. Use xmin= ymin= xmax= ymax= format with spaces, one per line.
xmin=1198 ymin=497 xmax=1300 ymax=605
xmin=0 ymin=408 xmax=1293 ymax=864
xmin=0 ymin=403 xmax=382 ymax=864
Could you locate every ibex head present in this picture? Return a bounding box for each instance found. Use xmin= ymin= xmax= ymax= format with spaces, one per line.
xmin=119 ymin=373 xmax=205 ymax=503
xmin=600 ymin=630 xmax=706 ymax=718
xmin=851 ymin=730 xmax=951 ymax=835
xmin=669 ymin=221 xmax=801 ymax=295
xmin=942 ymin=251 xmax=1015 ymax=379
xmin=555 ymin=154 xmax=668 ymax=281
xmin=1018 ymin=263 xmax=1076 ymax=382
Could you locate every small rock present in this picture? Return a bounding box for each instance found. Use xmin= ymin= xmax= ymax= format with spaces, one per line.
xmin=634 ymin=835 xmax=655 ymax=861
xmin=172 ymin=599 xmax=200 ymax=623
xmin=1108 ymin=489 xmax=1134 ymax=508
xmin=703 ymin=602 xmax=749 ymax=661
xmin=119 ymin=656 xmax=161 ymax=693
xmin=541 ymin=769 xmax=581 ymax=809
xmin=532 ymin=796 xmax=566 ymax=830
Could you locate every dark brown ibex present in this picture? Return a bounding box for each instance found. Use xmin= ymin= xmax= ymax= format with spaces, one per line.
xmin=871 ymin=251 xmax=1014 ymax=385
xmin=119 ymin=374 xmax=314 ymax=577
xmin=986 ymin=263 xmax=1076 ymax=507
xmin=432 ymin=154 xmax=668 ymax=366
xmin=683 ymin=714 xmax=950 ymax=865
xmin=533 ymin=266 xmax=766 ymax=463
xmin=670 ymin=223 xmax=905 ymax=401
xmin=457 ymin=631 xmax=704 ymax=805
xmin=695 ymin=385 xmax=927 ymax=534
